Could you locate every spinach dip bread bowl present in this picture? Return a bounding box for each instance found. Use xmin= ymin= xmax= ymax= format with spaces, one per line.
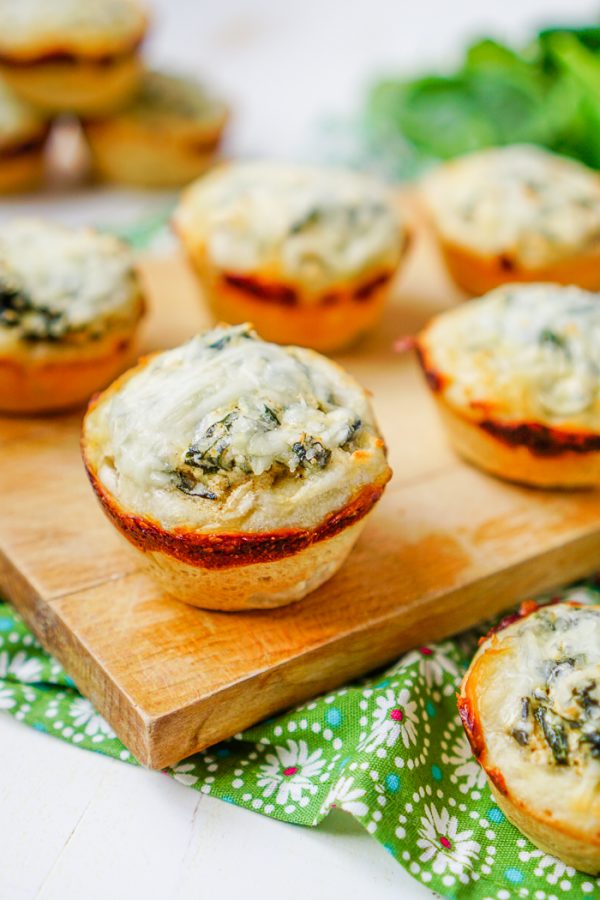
xmin=0 ymin=78 xmax=49 ymax=193
xmin=459 ymin=601 xmax=600 ymax=874
xmin=81 ymin=323 xmax=391 ymax=610
xmin=84 ymin=70 xmax=228 ymax=188
xmin=422 ymin=145 xmax=600 ymax=295
xmin=416 ymin=283 xmax=600 ymax=488
xmin=0 ymin=219 xmax=144 ymax=414
xmin=0 ymin=0 xmax=147 ymax=116
xmin=173 ymin=162 xmax=409 ymax=353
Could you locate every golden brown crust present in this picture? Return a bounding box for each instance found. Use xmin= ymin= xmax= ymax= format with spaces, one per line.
xmin=125 ymin=516 xmax=370 ymax=610
xmin=428 ymin=395 xmax=600 ymax=487
xmin=83 ymin=109 xmax=227 ymax=188
xmin=82 ymin=453 xmax=390 ymax=569
xmin=0 ymin=51 xmax=143 ymax=115
xmin=458 ymin=604 xmax=600 ymax=873
xmin=0 ymin=328 xmax=140 ymax=414
xmin=0 ymin=6 xmax=148 ymax=65
xmin=419 ymin=346 xmax=600 ymax=457
xmin=438 ymin=237 xmax=600 ymax=295
xmin=489 ymin=785 xmax=600 ymax=875
xmin=415 ymin=327 xmax=600 ymax=487
xmin=0 ymin=35 xmax=144 ymax=66
xmin=0 ymin=144 xmax=45 ymax=194
xmin=174 ymin=165 xmax=410 ymax=352
xmin=181 ymin=230 xmax=410 ymax=353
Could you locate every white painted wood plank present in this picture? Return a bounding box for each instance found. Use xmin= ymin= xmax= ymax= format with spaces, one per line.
xmin=0 ymin=717 xmax=109 ymax=898
xmin=0 ymin=719 xmax=430 ymax=900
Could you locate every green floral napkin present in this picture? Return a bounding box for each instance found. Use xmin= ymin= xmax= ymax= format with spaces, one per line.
xmin=2 ymin=580 xmax=600 ymax=900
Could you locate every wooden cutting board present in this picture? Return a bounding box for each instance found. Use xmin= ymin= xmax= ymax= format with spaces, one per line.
xmin=3 ymin=228 xmax=600 ymax=769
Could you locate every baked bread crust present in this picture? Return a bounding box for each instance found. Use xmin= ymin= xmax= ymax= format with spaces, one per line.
xmin=81 ymin=324 xmax=391 ymax=609
xmin=0 ymin=78 xmax=48 ymax=192
xmin=83 ymin=70 xmax=228 ymax=187
xmin=422 ymin=145 xmax=600 ymax=294
xmin=459 ymin=601 xmax=600 ymax=874
xmin=174 ymin=162 xmax=409 ymax=352
xmin=185 ymin=259 xmax=402 ymax=353
xmin=1 ymin=53 xmax=143 ymax=116
xmin=0 ymin=219 xmax=144 ymax=413
xmin=0 ymin=142 xmax=46 ymax=194
xmin=437 ymin=239 xmax=600 ymax=296
xmin=416 ymin=283 xmax=600 ymax=487
xmin=0 ymin=0 xmax=147 ymax=114
xmin=0 ymin=0 xmax=147 ymax=60
xmin=0 ymin=328 xmax=139 ymax=413
xmin=83 ymin=458 xmax=387 ymax=609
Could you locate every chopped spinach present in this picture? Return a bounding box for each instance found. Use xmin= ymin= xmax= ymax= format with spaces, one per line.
xmin=581 ymin=730 xmax=600 ymax=758
xmin=511 ymin=696 xmax=531 ymax=746
xmin=540 ymin=329 xmax=569 ymax=351
xmin=185 ymin=412 xmax=238 ymax=473
xmin=342 ymin=417 xmax=362 ymax=448
xmin=0 ymin=278 xmax=27 ymax=328
xmin=511 ymin=728 xmax=529 ymax=746
xmin=290 ymin=207 xmax=325 ymax=235
xmin=546 ymin=657 xmax=575 ymax=683
xmin=576 ymin=681 xmax=600 ymax=716
xmin=262 ymin=405 xmax=280 ymax=427
xmin=292 ymin=436 xmax=332 ymax=469
xmin=0 ymin=276 xmax=68 ymax=342
xmin=534 ymin=705 xmax=569 ymax=764
xmin=174 ymin=470 xmax=217 ymax=500
xmin=207 ymin=325 xmax=254 ymax=352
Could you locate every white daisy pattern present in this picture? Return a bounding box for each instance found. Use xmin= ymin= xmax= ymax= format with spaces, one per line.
xmin=0 ymin=650 xmax=43 ymax=683
xmin=321 ymin=775 xmax=368 ymax=818
xmin=357 ymin=687 xmax=418 ymax=752
xmin=0 ymin=684 xmax=16 ymax=710
xmin=519 ymin=847 xmax=575 ymax=884
xmin=68 ymin=697 xmax=116 ymax=740
xmin=417 ymin=803 xmax=481 ymax=876
xmin=443 ymin=730 xmax=487 ymax=793
xmin=257 ymin=740 xmax=325 ymax=807
xmin=171 ymin=762 xmax=199 ymax=787
xmin=396 ymin=642 xmax=459 ymax=687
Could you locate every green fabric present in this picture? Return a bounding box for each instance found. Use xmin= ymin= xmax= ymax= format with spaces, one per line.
xmin=2 ymin=583 xmax=600 ymax=899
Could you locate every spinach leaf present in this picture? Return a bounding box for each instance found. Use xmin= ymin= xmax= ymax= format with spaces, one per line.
xmin=534 ymin=705 xmax=569 ymax=765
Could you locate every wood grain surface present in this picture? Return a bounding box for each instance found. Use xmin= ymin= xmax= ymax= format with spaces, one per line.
xmin=2 ymin=228 xmax=600 ymax=769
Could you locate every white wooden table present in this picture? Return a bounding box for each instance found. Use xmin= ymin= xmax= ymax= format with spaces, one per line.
xmin=0 ymin=0 xmax=596 ymax=896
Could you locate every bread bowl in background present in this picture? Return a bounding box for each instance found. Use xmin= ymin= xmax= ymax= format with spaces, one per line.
xmin=0 ymin=219 xmax=144 ymax=414
xmin=421 ymin=145 xmax=600 ymax=294
xmin=459 ymin=601 xmax=600 ymax=874
xmin=416 ymin=283 xmax=600 ymax=488
xmin=82 ymin=323 xmax=391 ymax=610
xmin=173 ymin=162 xmax=410 ymax=353
xmin=0 ymin=78 xmax=49 ymax=193
xmin=0 ymin=0 xmax=148 ymax=116
xmin=83 ymin=69 xmax=228 ymax=188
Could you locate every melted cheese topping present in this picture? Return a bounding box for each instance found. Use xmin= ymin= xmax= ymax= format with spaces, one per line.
xmin=0 ymin=219 xmax=142 ymax=347
xmin=0 ymin=78 xmax=46 ymax=148
xmin=85 ymin=324 xmax=389 ymax=533
xmin=423 ymin=146 xmax=600 ymax=268
xmin=422 ymin=284 xmax=600 ymax=430
xmin=119 ymin=70 xmax=226 ymax=126
xmin=0 ymin=0 xmax=146 ymax=57
xmin=174 ymin=162 xmax=405 ymax=297
xmin=471 ymin=604 xmax=600 ymax=835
